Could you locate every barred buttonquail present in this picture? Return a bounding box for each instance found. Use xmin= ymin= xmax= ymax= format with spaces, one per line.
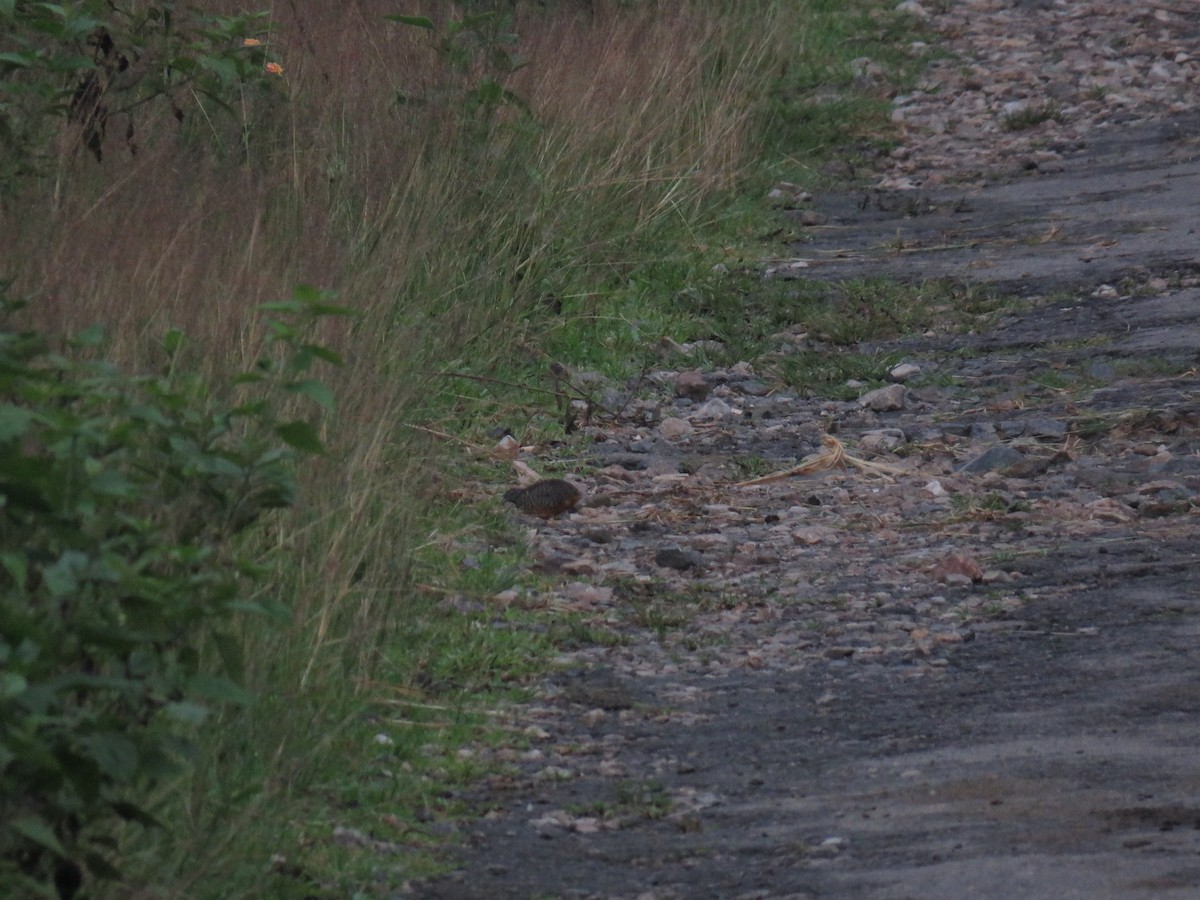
xmin=503 ymin=478 xmax=581 ymax=518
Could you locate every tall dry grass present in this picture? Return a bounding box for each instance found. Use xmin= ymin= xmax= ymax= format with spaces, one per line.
xmin=6 ymin=0 xmax=791 ymax=770
xmin=4 ymin=1 xmax=793 ymax=686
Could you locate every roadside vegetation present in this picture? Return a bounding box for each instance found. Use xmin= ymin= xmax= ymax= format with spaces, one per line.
xmin=0 ymin=0 xmax=936 ymax=895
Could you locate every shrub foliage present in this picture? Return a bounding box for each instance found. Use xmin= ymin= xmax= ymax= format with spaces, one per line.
xmin=0 ymin=0 xmax=281 ymax=186
xmin=0 ymin=285 xmax=345 ymax=897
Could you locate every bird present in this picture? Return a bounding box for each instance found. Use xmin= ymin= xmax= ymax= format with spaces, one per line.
xmin=503 ymin=478 xmax=581 ymax=518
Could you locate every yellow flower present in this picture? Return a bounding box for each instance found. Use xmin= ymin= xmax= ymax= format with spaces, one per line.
xmin=265 ymin=62 xmax=284 ymax=76
xmin=243 ymin=38 xmax=263 ymax=47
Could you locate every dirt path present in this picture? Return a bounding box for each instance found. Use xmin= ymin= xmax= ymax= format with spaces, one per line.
xmin=413 ymin=4 xmax=1200 ymax=898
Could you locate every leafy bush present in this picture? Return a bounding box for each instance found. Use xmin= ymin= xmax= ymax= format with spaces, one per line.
xmin=0 ymin=0 xmax=281 ymax=186
xmin=0 ymin=285 xmax=348 ymax=898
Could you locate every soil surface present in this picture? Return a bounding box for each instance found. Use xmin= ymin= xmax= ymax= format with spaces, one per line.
xmin=412 ymin=3 xmax=1200 ymax=897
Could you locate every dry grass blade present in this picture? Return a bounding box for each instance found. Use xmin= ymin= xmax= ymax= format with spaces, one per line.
xmin=734 ymin=435 xmax=910 ymax=487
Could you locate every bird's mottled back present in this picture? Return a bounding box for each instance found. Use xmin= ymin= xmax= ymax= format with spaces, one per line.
xmin=503 ymin=479 xmax=581 ymax=518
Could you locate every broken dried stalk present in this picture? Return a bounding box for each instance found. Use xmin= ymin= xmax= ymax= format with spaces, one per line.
xmin=734 ymin=435 xmax=909 ymax=487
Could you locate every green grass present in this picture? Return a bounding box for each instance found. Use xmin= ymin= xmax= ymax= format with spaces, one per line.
xmin=0 ymin=0 xmax=951 ymax=895
xmin=777 ymin=348 xmax=903 ymax=399
xmin=1002 ymin=102 xmax=1064 ymax=131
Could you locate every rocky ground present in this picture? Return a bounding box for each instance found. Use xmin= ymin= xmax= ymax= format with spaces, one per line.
xmin=410 ymin=2 xmax=1200 ymax=897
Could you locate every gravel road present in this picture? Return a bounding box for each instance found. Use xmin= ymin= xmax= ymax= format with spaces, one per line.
xmin=413 ymin=3 xmax=1200 ymax=897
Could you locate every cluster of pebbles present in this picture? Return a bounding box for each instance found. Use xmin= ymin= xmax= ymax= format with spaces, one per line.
xmin=476 ymin=0 xmax=1200 ymax=708
xmin=462 ymin=0 xmax=1200 ymax=779
xmin=879 ymin=0 xmax=1200 ymax=186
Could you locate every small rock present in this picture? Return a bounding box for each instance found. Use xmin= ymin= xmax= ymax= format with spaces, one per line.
xmin=491 ymin=589 xmax=520 ymax=606
xmin=598 ymin=759 xmax=626 ymax=777
xmin=694 ymin=397 xmax=734 ymax=419
xmin=735 ymin=379 xmax=772 ymax=397
xmin=957 ymin=445 xmax=1024 ymax=473
xmin=493 ymin=434 xmax=520 ymax=459
xmin=582 ymin=526 xmax=615 ymax=544
xmin=930 ymin=552 xmax=984 ymax=583
xmin=581 ymin=708 xmax=608 ymax=727
xmin=332 ymin=826 xmax=372 ymax=848
xmin=564 ymin=582 xmax=614 ymax=604
xmin=1005 ymin=455 xmax=1053 ymax=478
xmin=888 ymin=362 xmax=922 ymax=382
xmin=535 ymin=765 xmax=575 ymax=782
xmin=858 ymin=383 xmax=906 ymax=411
xmin=571 ymin=370 xmax=607 ymax=389
xmin=858 ymin=428 xmax=906 ymax=452
xmin=850 ymin=56 xmax=885 ymax=82
xmin=895 ymin=0 xmax=929 ymax=17
xmin=1025 ymin=417 xmax=1068 ymax=440
xmin=659 ymin=416 xmax=695 ymax=440
xmin=793 ymin=526 xmax=836 ymax=545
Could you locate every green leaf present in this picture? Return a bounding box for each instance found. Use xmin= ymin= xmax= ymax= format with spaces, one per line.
xmin=12 ymin=818 xmax=66 ymax=858
xmin=83 ymin=850 xmax=123 ymax=880
xmin=42 ymin=550 xmax=88 ymax=599
xmin=0 ymin=671 xmax=27 ymax=698
xmin=284 ymin=378 xmax=334 ymax=410
xmin=0 ymin=403 xmax=35 ymax=442
xmin=383 ymin=14 xmax=434 ymax=29
xmin=193 ymin=454 xmax=244 ymax=478
xmin=109 ymin=800 xmax=163 ymax=830
xmin=163 ymin=700 xmax=210 ymax=725
xmin=258 ymin=300 xmax=302 ymax=315
xmin=89 ymin=468 xmax=135 ymax=497
xmin=291 ymin=283 xmax=323 ymax=303
xmin=80 ymin=732 xmax=138 ymax=782
xmin=225 ymin=599 xmax=266 ymax=615
xmin=44 ymin=53 xmax=95 ymax=73
xmin=305 ymin=301 xmax=357 ymax=318
xmin=199 ymin=54 xmax=238 ymax=86
xmin=186 ymin=673 xmax=250 ymax=705
xmin=0 ymin=51 xmax=38 ymax=68
xmin=275 ymin=420 xmax=325 ymax=455
xmin=210 ymin=631 xmax=245 ymax=681
xmin=304 ymin=344 xmax=346 ymax=366
xmin=163 ymin=328 xmax=185 ymax=356
xmin=0 ymin=554 xmax=26 ymax=595
xmin=74 ymin=324 xmax=105 ymax=346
